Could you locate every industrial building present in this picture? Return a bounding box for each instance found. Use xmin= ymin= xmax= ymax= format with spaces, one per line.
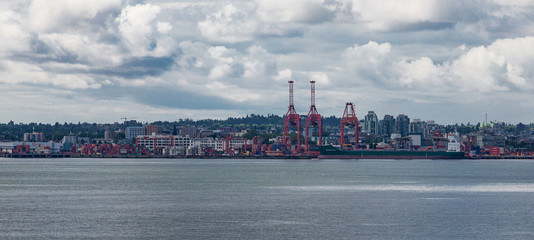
xmin=0 ymin=141 xmax=63 ymax=154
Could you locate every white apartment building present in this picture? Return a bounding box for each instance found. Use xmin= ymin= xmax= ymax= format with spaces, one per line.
xmin=192 ymin=138 xmax=224 ymax=151
xmin=136 ymin=135 xmax=174 ymax=151
xmin=134 ymin=134 xmax=251 ymax=155
xmin=174 ymin=136 xmax=193 ymax=148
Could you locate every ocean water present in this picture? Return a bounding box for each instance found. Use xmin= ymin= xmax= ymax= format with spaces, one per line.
xmin=1 ymin=158 xmax=534 ymax=239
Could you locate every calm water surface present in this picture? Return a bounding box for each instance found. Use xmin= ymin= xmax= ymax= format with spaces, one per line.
xmin=1 ymin=158 xmax=534 ymax=239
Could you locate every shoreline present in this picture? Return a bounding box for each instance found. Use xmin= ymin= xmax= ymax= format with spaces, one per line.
xmin=2 ymin=153 xmax=534 ymax=160
xmin=0 ymin=153 xmax=316 ymax=159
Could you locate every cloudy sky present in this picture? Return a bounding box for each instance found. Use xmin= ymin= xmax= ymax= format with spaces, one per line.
xmin=1 ymin=0 xmax=534 ymax=124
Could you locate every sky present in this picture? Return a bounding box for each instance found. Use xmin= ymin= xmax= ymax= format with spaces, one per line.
xmin=1 ymin=0 xmax=534 ymax=124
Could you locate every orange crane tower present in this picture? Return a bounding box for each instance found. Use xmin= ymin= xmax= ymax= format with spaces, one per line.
xmin=283 ymin=81 xmax=301 ymax=152
xmin=305 ymin=81 xmax=322 ymax=151
xmin=340 ymin=102 xmax=359 ymax=150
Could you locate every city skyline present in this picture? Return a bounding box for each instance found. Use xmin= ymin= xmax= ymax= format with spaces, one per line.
xmin=1 ymin=1 xmax=534 ymax=124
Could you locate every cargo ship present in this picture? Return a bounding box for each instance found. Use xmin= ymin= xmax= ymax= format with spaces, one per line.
xmin=316 ymin=145 xmax=465 ymax=159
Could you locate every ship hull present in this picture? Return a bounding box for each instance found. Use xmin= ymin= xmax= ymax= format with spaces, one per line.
xmin=317 ymin=146 xmax=465 ymax=159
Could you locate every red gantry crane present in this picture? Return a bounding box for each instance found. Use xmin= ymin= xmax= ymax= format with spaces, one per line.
xmin=340 ymin=102 xmax=359 ymax=150
xmin=305 ymin=81 xmax=322 ymax=152
xmin=283 ymin=80 xmax=301 ymax=152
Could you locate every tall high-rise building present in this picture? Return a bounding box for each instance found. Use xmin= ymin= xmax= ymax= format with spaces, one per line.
xmin=380 ymin=115 xmax=395 ymax=137
xmin=364 ymin=111 xmax=379 ymax=136
xmin=395 ymin=114 xmax=410 ymax=136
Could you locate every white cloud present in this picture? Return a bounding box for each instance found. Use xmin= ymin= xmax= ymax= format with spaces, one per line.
xmin=28 ymin=0 xmax=121 ymax=32
xmin=116 ymin=3 xmax=169 ymax=57
xmin=243 ymin=45 xmax=276 ymax=79
xmin=175 ymin=42 xmax=278 ymax=87
xmin=449 ymin=37 xmax=534 ymax=92
xmin=207 ymin=46 xmax=235 ymax=79
xmin=38 ymin=33 xmax=123 ymax=66
xmin=351 ymin=0 xmax=440 ymax=30
xmin=157 ymin=21 xmax=173 ymax=34
xmin=343 ymin=41 xmax=391 ymax=65
xmin=0 ymin=10 xmax=29 ymax=54
xmin=449 ymin=46 xmax=508 ymax=92
xmin=198 ymin=4 xmax=258 ymax=43
xmin=488 ymin=37 xmax=534 ymax=67
xmin=339 ymin=37 xmax=534 ymax=94
xmin=0 ymin=60 xmax=101 ymax=90
xmin=392 ymin=57 xmax=443 ymax=88
xmin=492 ymin=0 xmax=534 ymax=6
xmin=205 ymin=81 xmax=262 ymax=102
xmin=490 ymin=0 xmax=534 ymax=17
xmin=116 ymin=76 xmax=167 ymax=87
xmin=197 ymin=1 xmax=345 ymax=43
xmin=256 ymin=0 xmax=338 ymax=24
xmin=327 ymin=36 xmax=534 ymax=113
xmin=177 ymin=41 xmax=209 ymax=70
xmin=309 ymin=72 xmax=331 ymax=86
xmin=51 ymin=75 xmax=101 ymax=90
xmin=341 ymin=41 xmax=392 ymax=84
xmin=274 ymin=69 xmax=293 ymax=82
xmin=1 ymin=0 xmax=534 ymax=123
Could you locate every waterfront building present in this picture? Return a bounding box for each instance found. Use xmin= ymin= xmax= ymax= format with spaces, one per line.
xmin=135 ymin=135 xmax=222 ymax=155
xmin=144 ymin=125 xmax=158 ymax=136
xmin=180 ymin=125 xmax=198 ymax=137
xmin=192 ymin=138 xmax=224 ymax=152
xmin=126 ymin=126 xmax=146 ymax=140
xmin=200 ymin=129 xmax=219 ymax=138
xmin=0 ymin=142 xmax=63 ymax=154
xmin=162 ymin=146 xmax=186 ymax=156
xmin=60 ymin=136 xmax=89 ymax=144
xmin=476 ymin=133 xmax=506 ymax=148
xmin=224 ymin=138 xmax=250 ymax=153
xmin=61 ymin=135 xmax=78 ymax=144
xmin=174 ymin=136 xmax=193 ymax=148
xmin=136 ymin=135 xmax=174 ymax=151
xmin=23 ymin=132 xmax=44 ymax=142
xmin=104 ymin=130 xmax=117 ymax=141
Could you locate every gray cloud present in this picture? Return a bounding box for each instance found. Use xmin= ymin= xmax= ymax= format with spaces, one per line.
xmin=1 ymin=0 xmax=534 ymax=124
xmin=97 ymin=56 xmax=178 ymax=78
xmin=132 ymin=87 xmax=248 ymax=110
xmin=392 ymin=21 xmax=455 ymax=32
